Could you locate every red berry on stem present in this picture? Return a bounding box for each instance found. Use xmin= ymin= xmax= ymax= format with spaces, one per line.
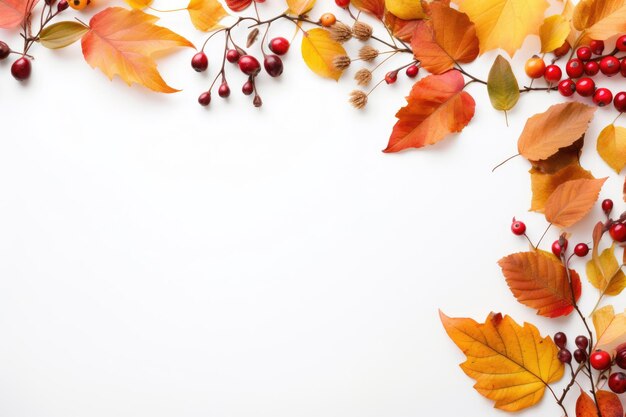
xmin=269 ymin=37 xmax=290 ymax=55
xmin=577 ymin=46 xmax=592 ymax=60
xmin=600 ymin=56 xmax=620 ymax=76
xmin=602 ymin=198 xmax=614 ymax=213
xmin=575 ymin=335 xmax=589 ymax=350
xmin=226 ymin=49 xmax=240 ymax=63
xmin=11 ymin=57 xmax=31 ymax=81
xmin=242 ymin=79 xmax=254 ymax=95
xmin=584 ymin=60 xmax=600 ymax=76
xmin=558 ymin=79 xmax=576 ymax=97
xmin=566 ymin=58 xmax=584 ymax=78
xmin=406 ymin=64 xmax=419 ymax=78
xmin=335 ymin=0 xmax=350 ymax=7
xmin=218 ymin=82 xmax=230 ymax=98
xmin=0 ymin=41 xmax=10 ymax=60
xmin=590 ymin=350 xmax=612 ymax=370
xmin=609 ymin=372 xmax=626 ymax=394
xmin=385 ymin=71 xmax=398 ymax=84
xmin=609 ymin=223 xmax=626 ymax=242
xmin=544 ymin=64 xmax=562 ymax=82
xmin=264 ymin=54 xmax=283 ymax=77
xmin=590 ymin=39 xmax=605 ymax=55
xmin=614 ymin=92 xmax=626 ymax=112
xmin=554 ymin=41 xmax=571 ymax=57
xmin=198 ymin=91 xmax=211 ymax=106
xmin=552 ymin=239 xmax=567 ymax=257
xmin=558 ymin=349 xmax=572 ymax=364
xmin=57 ymin=0 xmax=68 ymax=11
xmin=593 ymin=88 xmax=613 ymax=107
xmin=191 ymin=51 xmax=208 ymax=72
xmin=617 ymin=35 xmax=626 ymax=51
xmin=238 ymin=55 xmax=261 ymax=76
xmin=554 ymin=332 xmax=567 ymax=348
xmin=574 ymin=349 xmax=587 ymax=363
xmin=576 ymin=77 xmax=595 ymax=97
xmin=616 ymin=349 xmax=626 ymax=369
xmin=574 ymin=243 xmax=589 ymax=257
xmin=620 ymin=58 xmax=626 ymax=76
xmin=511 ymin=219 xmax=526 ymax=235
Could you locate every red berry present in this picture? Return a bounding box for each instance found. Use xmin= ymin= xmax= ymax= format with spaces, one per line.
xmin=609 ymin=372 xmax=626 ymax=394
xmin=617 ymin=35 xmax=626 ymax=52
xmin=616 ymin=349 xmax=626 ymax=369
xmin=602 ymin=198 xmax=614 ymax=213
xmin=609 ymin=223 xmax=626 ymax=242
xmin=0 ymin=41 xmax=9 ymax=60
xmin=218 ymin=82 xmax=230 ymax=98
xmin=584 ymin=60 xmax=600 ymax=76
xmin=198 ymin=91 xmax=211 ymax=106
xmin=590 ymin=39 xmax=605 ymax=55
xmin=335 ymin=0 xmax=350 ymax=7
xmin=590 ymin=350 xmax=612 ymax=370
xmin=554 ymin=332 xmax=567 ymax=348
xmin=554 ymin=42 xmax=571 ymax=57
xmin=577 ymin=46 xmax=592 ymax=61
xmin=620 ymin=58 xmax=626 ymax=76
xmin=600 ymin=56 xmax=621 ymax=76
xmin=575 ymin=335 xmax=589 ymax=350
xmin=511 ymin=219 xmax=526 ymax=235
xmin=614 ymin=92 xmax=626 ymax=112
xmin=544 ymin=64 xmax=562 ymax=82
xmin=406 ymin=64 xmax=419 ymax=78
xmin=226 ymin=49 xmax=240 ymax=63
xmin=552 ymin=239 xmax=568 ymax=257
xmin=576 ymin=77 xmax=595 ymax=97
xmin=191 ymin=51 xmax=208 ymax=72
xmin=574 ymin=243 xmax=589 ymax=257
xmin=238 ymin=55 xmax=261 ymax=76
xmin=558 ymin=79 xmax=576 ymax=97
xmin=57 ymin=0 xmax=68 ymax=11
xmin=264 ymin=54 xmax=283 ymax=77
xmin=268 ymin=37 xmax=290 ymax=55
xmin=574 ymin=349 xmax=587 ymax=363
xmin=385 ymin=71 xmax=398 ymax=84
xmin=566 ymin=59 xmax=584 ymax=78
xmin=11 ymin=57 xmax=31 ymax=81
xmin=593 ymin=87 xmax=613 ymax=107
xmin=558 ymin=349 xmax=572 ymax=364
xmin=242 ymin=80 xmax=254 ymax=95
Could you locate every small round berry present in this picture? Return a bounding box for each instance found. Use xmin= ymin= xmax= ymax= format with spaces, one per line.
xmin=242 ymin=80 xmax=254 ymax=96
xmin=590 ymin=39 xmax=605 ymax=55
xmin=198 ymin=91 xmax=211 ymax=106
xmin=268 ymin=37 xmax=290 ymax=56
xmin=319 ymin=13 xmax=336 ymax=27
xmin=253 ymin=94 xmax=262 ymax=107
xmin=335 ymin=0 xmax=350 ymax=7
xmin=553 ymin=41 xmax=571 ymax=57
xmin=602 ymin=198 xmax=614 ymax=213
xmin=218 ymin=82 xmax=230 ymax=98
xmin=238 ymin=55 xmax=261 ymax=76
xmin=614 ymin=92 xmax=626 ymax=112
xmin=616 ymin=349 xmax=626 ymax=369
xmin=511 ymin=220 xmax=526 ymax=236
xmin=620 ymin=58 xmax=626 ymax=77
xmin=577 ymin=46 xmax=592 ymax=61
xmin=566 ymin=58 xmax=584 ymax=78
xmin=68 ymin=0 xmax=89 ymax=10
xmin=554 ymin=332 xmax=567 ymax=348
xmin=584 ymin=60 xmax=600 ymax=76
xmin=0 ymin=41 xmax=10 ymax=60
xmin=385 ymin=71 xmax=398 ymax=84
xmin=576 ymin=77 xmax=596 ymax=97
xmin=593 ymin=87 xmax=613 ymax=107
xmin=57 ymin=0 xmax=68 ymax=11
xmin=617 ymin=35 xmax=626 ymax=52
xmin=575 ymin=335 xmax=589 ymax=350
xmin=45 ymin=0 xmax=56 ymax=5
xmin=552 ymin=239 xmax=568 ymax=257
xmin=226 ymin=49 xmax=240 ymax=63
xmin=600 ymin=56 xmax=621 ymax=76
xmin=544 ymin=64 xmax=562 ymax=83
xmin=406 ymin=64 xmax=419 ymax=78
xmin=574 ymin=348 xmax=587 ymax=364
xmin=11 ymin=57 xmax=31 ymax=81
xmin=574 ymin=243 xmax=589 ymax=257
xmin=609 ymin=372 xmax=626 ymax=394
xmin=525 ymin=56 xmax=546 ymax=79
xmin=191 ymin=51 xmax=208 ymax=72
xmin=590 ymin=350 xmax=612 ymax=370
xmin=264 ymin=54 xmax=283 ymax=77
xmin=558 ymin=79 xmax=576 ymax=97
xmin=609 ymin=223 xmax=626 ymax=242
xmin=558 ymin=349 xmax=572 ymax=364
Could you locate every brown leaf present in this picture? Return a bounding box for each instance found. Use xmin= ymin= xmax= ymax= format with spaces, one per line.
xmin=544 ymin=177 xmax=607 ymax=228
xmin=576 ymin=390 xmax=623 ymax=417
xmin=530 ymin=137 xmax=584 ymax=174
xmin=530 ymin=163 xmax=594 ymax=212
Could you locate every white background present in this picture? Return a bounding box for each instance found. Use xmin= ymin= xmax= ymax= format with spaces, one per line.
xmin=0 ymin=1 xmax=625 ymax=416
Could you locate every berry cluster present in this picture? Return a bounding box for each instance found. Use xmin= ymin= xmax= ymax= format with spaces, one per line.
xmin=510 ymin=218 xmax=590 ymax=258
xmin=525 ymin=36 xmax=626 ymax=111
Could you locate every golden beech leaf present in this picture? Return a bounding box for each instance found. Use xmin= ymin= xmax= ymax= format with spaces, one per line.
xmin=498 ymin=250 xmax=582 ymax=318
xmin=385 ymin=0 xmax=425 ymax=20
xmin=40 ymin=21 xmax=89 ymax=49
xmin=573 ymin=0 xmax=626 ymax=40
xmin=576 ymin=390 xmax=624 ymax=417
xmin=456 ymin=0 xmax=549 ymax=56
xmin=0 ymin=0 xmax=37 ymax=29
xmin=440 ymin=311 xmax=564 ymax=411
xmin=593 ymin=305 xmax=626 ymax=352
xmin=384 ymin=70 xmax=475 ymax=152
xmin=544 ymin=177 xmax=606 ymax=228
xmin=187 ymin=0 xmax=228 ymax=31
xmin=410 ymin=4 xmax=479 ymax=74
xmin=517 ymin=102 xmax=596 ymax=161
xmin=529 ymin=163 xmax=594 ymax=213
xmin=81 ymin=7 xmax=194 ymax=93
xmin=487 ymin=55 xmax=519 ymax=112
xmin=383 ymin=12 xmax=419 ymax=42
xmin=124 ymin=0 xmax=153 ymax=9
xmin=351 ymin=0 xmax=385 ymax=18
xmin=539 ymin=14 xmax=570 ymax=53
xmin=587 ymin=244 xmax=626 ymax=296
xmin=301 ymin=28 xmax=346 ymax=80
xmin=287 ymin=0 xmax=316 ymax=15
xmin=597 ymin=124 xmax=626 ymax=173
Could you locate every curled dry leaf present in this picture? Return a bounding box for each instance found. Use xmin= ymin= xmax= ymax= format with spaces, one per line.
xmin=246 ymin=27 xmax=259 ymax=48
xmin=385 ymin=0 xmax=425 ymax=20
xmin=498 ymin=250 xmax=582 ymax=318
xmin=487 ymin=55 xmax=519 ymax=112
xmin=573 ymin=0 xmax=626 ymax=40
xmin=539 ymin=14 xmax=570 ymax=53
xmin=576 ymin=390 xmax=624 ymax=417
xmin=410 ymin=4 xmax=479 ymax=75
xmin=351 ymin=0 xmax=385 ymax=18
xmin=593 ymin=305 xmax=626 ymax=352
xmin=544 ymin=177 xmax=606 ymax=228
xmin=187 ymin=0 xmax=228 ymax=32
xmin=529 ymin=163 xmax=594 ymax=213
xmin=597 ymin=124 xmax=626 ymax=173
xmin=384 ymin=70 xmax=475 ymax=152
xmin=39 ymin=21 xmax=89 ymax=49
xmin=0 ymin=0 xmax=38 ymax=29
xmin=287 ymin=0 xmax=316 ymax=16
xmin=301 ymin=28 xmax=347 ymax=80
xmin=517 ymin=102 xmax=596 ymax=161
xmin=587 ymin=244 xmax=626 ymax=296
xmin=440 ymin=311 xmax=564 ymax=411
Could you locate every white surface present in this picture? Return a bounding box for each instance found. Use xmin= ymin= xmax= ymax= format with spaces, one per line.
xmin=0 ymin=1 xmax=625 ymax=416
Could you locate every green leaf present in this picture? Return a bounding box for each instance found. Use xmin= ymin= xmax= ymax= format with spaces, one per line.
xmin=487 ymin=55 xmax=520 ymax=113
xmin=40 ymin=21 xmax=89 ymax=49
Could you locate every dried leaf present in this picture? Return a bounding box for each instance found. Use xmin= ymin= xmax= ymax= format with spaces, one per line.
xmin=593 ymin=305 xmax=626 ymax=352
xmin=540 ymin=14 xmax=571 ymax=53
xmin=576 ymin=390 xmax=623 ymax=417
xmin=530 ymin=137 xmax=584 ymax=174
xmin=573 ymin=0 xmax=626 ymax=40
xmin=383 ymin=12 xmax=419 ymax=42
xmin=40 ymin=21 xmax=89 ymax=49
xmin=544 ymin=177 xmax=607 ymax=228
xmin=225 ymin=0 xmax=251 ymax=12
xmin=410 ymin=4 xmax=479 ymax=74
xmin=301 ymin=28 xmax=347 ymax=80
xmin=187 ymin=0 xmax=227 ymax=31
xmin=384 ymin=70 xmax=475 ymax=152
xmin=352 ymin=0 xmax=385 ymax=17
xmin=587 ymin=244 xmax=626 ymax=296
xmin=530 ymin=163 xmax=594 ymax=213
xmin=246 ymin=27 xmax=259 ymax=47
xmin=487 ymin=55 xmax=520 ymax=112
xmin=440 ymin=311 xmax=564 ymax=411
xmin=0 ymin=0 xmax=37 ymax=29
xmin=517 ymin=102 xmax=596 ymax=161
xmin=597 ymin=124 xmax=626 ymax=173
xmin=287 ymin=0 xmax=316 ymax=15
xmin=385 ymin=0 xmax=425 ymax=20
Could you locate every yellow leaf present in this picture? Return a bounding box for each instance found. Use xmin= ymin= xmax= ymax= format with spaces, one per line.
xmin=301 ymin=28 xmax=346 ymax=80
xmin=593 ymin=305 xmax=626 ymax=352
xmin=187 ymin=0 xmax=227 ymax=31
xmin=40 ymin=21 xmax=89 ymax=49
xmin=457 ymin=0 xmax=549 ymax=56
xmin=587 ymin=244 xmax=626 ymax=296
xmin=385 ymin=0 xmax=425 ymax=20
xmin=287 ymin=0 xmax=315 ymax=15
xmin=487 ymin=55 xmax=519 ymax=111
xmin=81 ymin=7 xmax=194 ymax=93
xmin=573 ymin=0 xmax=626 ymax=40
xmin=530 ymin=163 xmax=594 ymax=212
xmin=544 ymin=177 xmax=607 ymax=228
xmin=440 ymin=311 xmax=564 ymax=411
xmin=597 ymin=124 xmax=626 ymax=173
xmin=124 ymin=0 xmax=153 ymax=9
xmin=539 ymin=14 xmax=570 ymax=53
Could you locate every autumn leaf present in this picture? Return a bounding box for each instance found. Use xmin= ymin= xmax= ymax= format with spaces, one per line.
xmin=597 ymin=124 xmax=626 ymax=173
xmin=530 ymin=137 xmax=584 ymax=175
xmin=573 ymin=0 xmax=626 ymax=40
xmin=384 ymin=70 xmax=475 ymax=152
xmin=539 ymin=14 xmax=570 ymax=53
xmin=301 ymin=28 xmax=347 ymax=80
xmin=40 ymin=21 xmax=89 ymax=49
xmin=440 ymin=311 xmax=564 ymax=411
xmin=351 ymin=0 xmax=385 ymax=18
xmin=593 ymin=305 xmax=626 ymax=352
xmin=0 ymin=0 xmax=37 ymax=29
xmin=225 ymin=0 xmax=251 ymax=12
xmin=287 ymin=0 xmax=316 ymax=15
xmin=517 ymin=102 xmax=596 ymax=161
xmin=587 ymin=244 xmax=626 ymax=296
xmin=576 ymin=390 xmax=624 ymax=417
xmin=385 ymin=0 xmax=425 ymax=20
xmin=530 ymin=163 xmax=594 ymax=212
xmin=456 ymin=0 xmax=549 ymax=56
xmin=499 ymin=250 xmax=581 ymax=318
xmin=187 ymin=0 xmax=227 ymax=31
xmin=81 ymin=7 xmax=194 ymax=93
xmin=487 ymin=55 xmax=519 ymax=113
xmin=544 ymin=177 xmax=607 ymax=228
xmin=383 ymin=12 xmax=419 ymax=42
xmin=124 ymin=0 xmax=153 ymax=9
xmin=410 ymin=4 xmax=479 ymax=74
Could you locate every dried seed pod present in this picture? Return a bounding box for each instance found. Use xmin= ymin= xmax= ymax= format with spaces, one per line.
xmin=349 ymin=90 xmax=368 ymax=109
xmin=354 ymin=68 xmax=372 ymax=86
xmin=352 ymin=21 xmax=373 ymax=41
xmin=329 ymin=22 xmax=352 ymax=43
xmin=358 ymin=45 xmax=379 ymax=62
xmin=332 ymin=55 xmax=351 ymax=70
xmin=246 ymin=28 xmax=260 ymax=48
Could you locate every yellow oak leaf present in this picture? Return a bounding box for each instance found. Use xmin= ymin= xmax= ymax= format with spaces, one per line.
xmin=573 ymin=0 xmax=626 ymax=40
xmin=544 ymin=177 xmax=607 ymax=228
xmin=187 ymin=0 xmax=228 ymax=31
xmin=301 ymin=28 xmax=347 ymax=81
xmin=385 ymin=0 xmax=425 ymax=20
xmin=539 ymin=14 xmax=570 ymax=53
xmin=529 ymin=163 xmax=594 ymax=213
xmin=597 ymin=124 xmax=626 ymax=173
xmin=456 ymin=0 xmax=549 ymax=56
xmin=440 ymin=311 xmax=564 ymax=411
xmin=587 ymin=244 xmax=626 ymax=296
xmin=81 ymin=7 xmax=194 ymax=93
xmin=593 ymin=305 xmax=626 ymax=352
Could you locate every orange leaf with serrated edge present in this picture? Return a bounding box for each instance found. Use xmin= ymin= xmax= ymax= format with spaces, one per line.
xmin=187 ymin=0 xmax=228 ymax=31
xmin=384 ymin=12 xmax=419 ymax=42
xmin=440 ymin=311 xmax=564 ymax=411
xmin=0 ymin=0 xmax=38 ymax=29
xmin=411 ymin=4 xmax=479 ymax=74
xmin=573 ymin=0 xmax=626 ymax=40
xmin=225 ymin=0 xmax=251 ymax=11
xmin=498 ymin=250 xmax=581 ymax=318
xmin=384 ymin=70 xmax=475 ymax=152
xmin=518 ymin=102 xmax=596 ymax=161
xmin=352 ymin=0 xmax=385 ymax=18
xmin=576 ymin=390 xmax=623 ymax=417
xmin=81 ymin=8 xmax=194 ymax=93
xmin=592 ymin=305 xmax=626 ymax=352
xmin=544 ymin=177 xmax=607 ymax=228
xmin=530 ymin=163 xmax=594 ymax=212
xmin=301 ymin=28 xmax=346 ymax=80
